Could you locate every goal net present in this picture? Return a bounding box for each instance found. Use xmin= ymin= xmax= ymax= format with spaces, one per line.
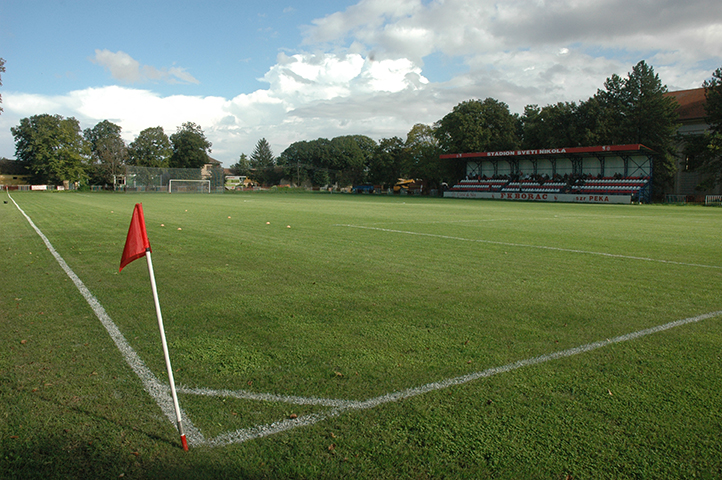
xmin=168 ymin=179 xmax=211 ymax=194
xmin=123 ymin=165 xmax=224 ymax=192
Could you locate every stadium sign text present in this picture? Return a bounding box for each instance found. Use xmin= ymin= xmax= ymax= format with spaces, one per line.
xmin=444 ymin=191 xmax=631 ymax=204
xmin=487 ymin=149 xmax=567 ymax=157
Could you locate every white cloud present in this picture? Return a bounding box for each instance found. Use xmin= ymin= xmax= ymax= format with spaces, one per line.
xmin=91 ymin=49 xmax=200 ymax=85
xmin=2 ymin=0 xmax=720 ymax=165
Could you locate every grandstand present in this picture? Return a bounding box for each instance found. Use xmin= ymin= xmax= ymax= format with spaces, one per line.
xmin=442 ymin=144 xmax=654 ymax=203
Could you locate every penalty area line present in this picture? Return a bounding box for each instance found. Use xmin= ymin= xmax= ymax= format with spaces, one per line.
xmin=9 ymin=194 xmax=205 ymax=447
xmin=334 ymin=224 xmax=722 ymax=270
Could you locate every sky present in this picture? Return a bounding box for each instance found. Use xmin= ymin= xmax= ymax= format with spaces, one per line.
xmin=1 ymin=0 xmax=721 ymax=167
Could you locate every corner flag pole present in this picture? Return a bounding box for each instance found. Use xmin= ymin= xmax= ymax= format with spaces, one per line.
xmin=119 ymin=203 xmax=188 ymax=451
xmin=145 ymin=249 xmax=188 ymax=451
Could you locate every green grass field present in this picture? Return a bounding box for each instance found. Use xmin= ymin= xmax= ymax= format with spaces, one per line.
xmin=2 ymin=190 xmax=722 ymax=479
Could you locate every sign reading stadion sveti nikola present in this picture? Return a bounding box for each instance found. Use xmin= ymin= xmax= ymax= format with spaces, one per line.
xmin=441 ymin=145 xmax=651 ymax=204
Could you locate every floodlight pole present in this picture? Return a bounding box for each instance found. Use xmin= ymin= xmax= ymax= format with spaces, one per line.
xmin=145 ymin=248 xmax=188 ymax=451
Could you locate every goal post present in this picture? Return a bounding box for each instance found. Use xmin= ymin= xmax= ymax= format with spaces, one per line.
xmin=168 ymin=179 xmax=211 ymax=194
xmin=705 ymin=195 xmax=722 ymax=206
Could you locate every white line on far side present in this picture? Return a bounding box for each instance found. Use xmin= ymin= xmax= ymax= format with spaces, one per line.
xmin=335 ymin=224 xmax=722 ymax=270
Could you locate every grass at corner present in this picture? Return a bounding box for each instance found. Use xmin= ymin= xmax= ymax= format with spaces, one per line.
xmin=1 ymin=190 xmax=722 ymax=479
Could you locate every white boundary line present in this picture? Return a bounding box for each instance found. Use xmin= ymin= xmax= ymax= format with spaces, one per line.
xmin=8 ymin=194 xmax=205 ymax=447
xmin=334 ymin=224 xmax=722 ymax=270
xmin=10 ymin=193 xmax=722 ymax=448
xmin=203 ymin=309 xmax=722 ymax=447
xmin=177 ymin=385 xmax=356 ymax=408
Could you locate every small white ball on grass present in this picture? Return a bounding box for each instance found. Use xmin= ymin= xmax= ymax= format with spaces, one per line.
xmin=266 ymin=221 xmax=271 ymax=225
xmin=287 ymin=225 xmax=291 ymax=228
xmin=161 ymin=224 xmax=165 ymax=227
xmin=177 ymin=227 xmax=182 ymax=231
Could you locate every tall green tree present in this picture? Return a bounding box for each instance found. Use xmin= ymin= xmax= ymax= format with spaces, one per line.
xmin=329 ymin=135 xmax=367 ymax=185
xmin=686 ymin=66 xmax=722 ymax=188
xmin=229 ymin=153 xmax=251 ymax=177
xmin=704 ymin=67 xmax=722 ymax=135
xmin=520 ymin=102 xmax=582 ymax=149
xmin=128 ymin=126 xmax=172 ymax=167
xmin=250 ymin=138 xmax=275 ymax=169
xmin=593 ymin=61 xmax=679 ymax=192
xmin=250 ymin=138 xmax=277 ymax=185
xmin=434 ymin=98 xmax=519 ymax=181
xmin=368 ymin=137 xmax=407 ymax=187
xmin=405 ymin=123 xmax=444 ymax=188
xmin=434 ymin=98 xmax=519 ymax=154
xmin=169 ymin=122 xmax=212 ymax=169
xmin=11 ymin=114 xmax=89 ymax=185
xmin=84 ymin=120 xmax=127 ymax=184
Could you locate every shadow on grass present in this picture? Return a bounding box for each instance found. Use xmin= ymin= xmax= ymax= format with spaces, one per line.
xmin=0 ymin=436 xmax=273 ymax=480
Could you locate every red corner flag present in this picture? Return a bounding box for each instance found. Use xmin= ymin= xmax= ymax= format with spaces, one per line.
xmin=120 ymin=203 xmax=151 ymax=272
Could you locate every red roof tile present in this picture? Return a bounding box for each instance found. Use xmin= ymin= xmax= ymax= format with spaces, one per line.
xmin=665 ymin=88 xmax=707 ymax=121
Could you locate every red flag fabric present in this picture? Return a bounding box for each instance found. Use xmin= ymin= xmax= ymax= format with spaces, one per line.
xmin=119 ymin=203 xmax=151 ymax=272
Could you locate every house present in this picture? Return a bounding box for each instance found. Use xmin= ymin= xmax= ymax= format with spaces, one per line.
xmin=665 ymin=88 xmax=719 ymax=196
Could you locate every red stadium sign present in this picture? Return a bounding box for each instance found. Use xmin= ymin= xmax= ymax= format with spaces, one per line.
xmin=439 ymin=144 xmax=651 ymax=160
xmin=444 ymin=191 xmax=632 ymax=204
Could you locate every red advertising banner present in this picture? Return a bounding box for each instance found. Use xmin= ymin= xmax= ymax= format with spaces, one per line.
xmin=444 ymin=191 xmax=632 ymax=204
xmin=439 ymin=144 xmax=649 ymax=160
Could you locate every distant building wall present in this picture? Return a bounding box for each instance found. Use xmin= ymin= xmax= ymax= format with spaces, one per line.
xmin=665 ymin=88 xmax=720 ymax=196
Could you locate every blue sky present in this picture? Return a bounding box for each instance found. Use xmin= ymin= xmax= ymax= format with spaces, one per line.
xmin=1 ymin=0 xmax=721 ymax=166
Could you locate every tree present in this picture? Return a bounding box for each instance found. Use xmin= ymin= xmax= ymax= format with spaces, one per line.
xmin=434 ymin=98 xmax=519 ymax=181
xmin=704 ymin=67 xmax=722 ymax=135
xmin=250 ymin=138 xmax=275 ymax=169
xmin=405 ymin=123 xmax=445 ymax=188
xmin=368 ymin=137 xmax=408 ymax=187
xmin=169 ymin=122 xmax=212 ymax=169
xmin=249 ymin=138 xmax=277 ymax=185
xmin=685 ymin=66 xmax=722 ymax=188
xmin=84 ymin=120 xmax=127 ymax=185
xmin=229 ymin=153 xmax=251 ymax=176
xmin=329 ymin=136 xmax=368 ymax=185
xmin=434 ymin=98 xmax=519 ymax=154
xmin=593 ymin=61 xmax=679 ymax=193
xmin=0 ymin=58 xmax=5 ymax=114
xmin=520 ymin=102 xmax=582 ymax=149
xmin=11 ymin=114 xmax=89 ymax=185
xmin=128 ymin=126 xmax=172 ymax=167
xmin=0 ymin=157 xmax=28 ymax=175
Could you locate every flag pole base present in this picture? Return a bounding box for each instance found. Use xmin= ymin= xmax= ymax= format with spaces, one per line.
xmin=181 ymin=434 xmax=189 ymax=451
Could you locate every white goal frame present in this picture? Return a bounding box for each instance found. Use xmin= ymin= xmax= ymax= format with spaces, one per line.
xmin=168 ymin=179 xmax=211 ymax=194
xmin=705 ymin=195 xmax=722 ymax=206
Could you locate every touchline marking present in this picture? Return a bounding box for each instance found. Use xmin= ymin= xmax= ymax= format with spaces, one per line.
xmin=9 ymin=194 xmax=205 ymax=447
xmin=202 ymin=309 xmax=722 ymax=447
xmin=335 ymin=224 xmax=722 ymax=270
xmin=177 ymin=386 xmax=358 ymax=408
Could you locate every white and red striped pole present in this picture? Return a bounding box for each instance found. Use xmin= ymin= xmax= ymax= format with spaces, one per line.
xmin=145 ymin=248 xmax=188 ymax=451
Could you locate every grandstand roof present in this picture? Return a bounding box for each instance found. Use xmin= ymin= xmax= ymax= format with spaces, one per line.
xmin=440 ymin=144 xmax=654 ymax=160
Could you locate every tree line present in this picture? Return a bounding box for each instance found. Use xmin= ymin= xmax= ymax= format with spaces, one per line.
xmin=4 ymin=60 xmax=722 ymax=195
xmin=236 ymin=61 xmax=721 ymax=195
xmin=9 ymin=118 xmax=212 ymax=186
